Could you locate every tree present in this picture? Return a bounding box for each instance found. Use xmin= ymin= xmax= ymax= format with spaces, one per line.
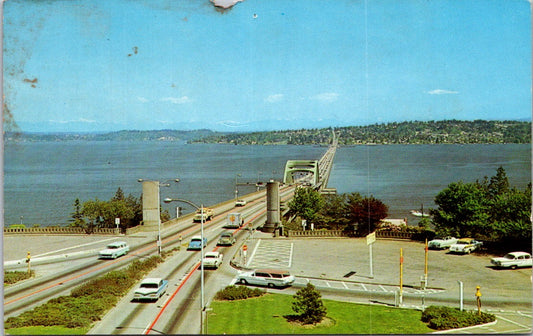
xmin=319 ymin=194 xmax=350 ymax=230
xmin=487 ymin=166 xmax=510 ymax=198
xmin=346 ymin=193 xmax=388 ymax=236
xmin=432 ymin=182 xmax=490 ymax=238
xmin=112 ymin=187 xmax=125 ymax=201
xmin=81 ymin=198 xmax=107 ymax=233
xmin=432 ymin=168 xmax=531 ymax=248
xmin=288 ymin=187 xmax=324 ymax=224
xmin=292 ymin=283 xmax=327 ymax=324
xmin=69 ymin=198 xmax=85 ymax=227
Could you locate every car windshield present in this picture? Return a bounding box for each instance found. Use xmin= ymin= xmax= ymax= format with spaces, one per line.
xmin=107 ymin=245 xmax=119 ymax=249
xmin=205 ymin=255 xmax=215 ymax=258
xmin=191 ymin=238 xmax=201 ymax=242
xmin=140 ymin=283 xmax=158 ymax=289
xmin=504 ymin=254 xmax=516 ymax=259
xmin=456 ymin=241 xmax=469 ymax=245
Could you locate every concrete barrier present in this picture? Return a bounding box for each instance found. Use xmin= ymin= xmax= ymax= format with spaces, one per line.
xmin=4 ymin=227 xmax=119 ymax=235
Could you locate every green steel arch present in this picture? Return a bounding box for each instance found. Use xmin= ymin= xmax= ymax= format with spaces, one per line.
xmin=283 ymin=160 xmax=319 ymax=185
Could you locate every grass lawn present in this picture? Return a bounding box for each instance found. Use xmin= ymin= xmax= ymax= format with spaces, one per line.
xmin=206 ymin=293 xmax=434 ymax=334
xmin=5 ymin=326 xmax=90 ymax=335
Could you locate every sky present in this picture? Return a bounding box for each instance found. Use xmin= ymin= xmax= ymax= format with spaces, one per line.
xmin=3 ymin=0 xmax=532 ymax=133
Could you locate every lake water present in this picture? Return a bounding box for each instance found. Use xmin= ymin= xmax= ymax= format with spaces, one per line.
xmin=4 ymin=142 xmax=531 ymax=227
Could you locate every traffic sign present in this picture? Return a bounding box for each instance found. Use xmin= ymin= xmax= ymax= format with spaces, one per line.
xmin=366 ymin=232 xmax=376 ymax=245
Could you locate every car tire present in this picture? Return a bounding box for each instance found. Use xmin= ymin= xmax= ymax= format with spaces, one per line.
xmin=240 ymin=279 xmax=248 ymax=285
xmin=267 ymin=283 xmax=275 ymax=288
xmin=511 ymin=265 xmax=517 ymax=270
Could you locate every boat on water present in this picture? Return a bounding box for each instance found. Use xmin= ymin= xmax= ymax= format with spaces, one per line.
xmin=411 ymin=204 xmax=430 ymax=217
xmin=410 ymin=210 xmax=430 ymax=217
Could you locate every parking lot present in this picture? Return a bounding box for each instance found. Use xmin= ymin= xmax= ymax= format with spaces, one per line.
xmin=241 ymin=234 xmax=532 ymax=311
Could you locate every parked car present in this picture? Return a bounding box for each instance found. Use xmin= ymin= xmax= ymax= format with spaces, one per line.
xmin=98 ymin=241 xmax=129 ymax=259
xmin=491 ymin=252 xmax=532 ymax=269
xmin=236 ymin=269 xmax=295 ymax=288
xmin=133 ymin=278 xmax=168 ymax=301
xmin=449 ymin=238 xmax=482 ymax=254
xmin=235 ymin=199 xmax=247 ymax=207
xmin=202 ymin=251 xmax=223 ymax=269
xmin=217 ymin=231 xmax=236 ymax=246
xmin=428 ymin=236 xmax=458 ymax=250
xmin=188 ymin=236 xmax=207 ymax=250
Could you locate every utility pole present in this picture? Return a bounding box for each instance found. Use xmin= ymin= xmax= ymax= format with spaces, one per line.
xmin=399 ymin=248 xmax=404 ymax=306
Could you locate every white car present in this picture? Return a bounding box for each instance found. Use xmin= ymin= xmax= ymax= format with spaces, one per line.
xmin=98 ymin=241 xmax=129 ymax=259
xmin=202 ymin=251 xmax=223 ymax=269
xmin=235 ymin=199 xmax=247 ymax=207
xmin=491 ymin=252 xmax=532 ymax=269
xmin=236 ymin=269 xmax=295 ymax=288
xmin=428 ymin=236 xmax=458 ymax=249
xmin=133 ymin=278 xmax=168 ymax=301
xmin=449 ymin=238 xmax=482 ymax=254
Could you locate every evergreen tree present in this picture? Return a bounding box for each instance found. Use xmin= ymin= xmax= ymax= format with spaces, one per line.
xmin=292 ymin=283 xmax=327 ymax=324
xmin=69 ymin=198 xmax=85 ymax=227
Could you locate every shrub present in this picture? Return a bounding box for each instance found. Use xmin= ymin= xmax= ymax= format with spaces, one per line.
xmin=292 ymin=283 xmax=327 ymax=324
xmin=214 ymin=285 xmax=265 ymax=301
xmin=4 ymin=270 xmax=34 ymax=285
xmin=4 ymin=255 xmax=164 ymax=330
xmin=422 ymin=305 xmax=495 ymax=330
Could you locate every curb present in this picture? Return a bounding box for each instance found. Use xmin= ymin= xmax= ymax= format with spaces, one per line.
xmin=4 ymin=249 xmax=99 ymax=269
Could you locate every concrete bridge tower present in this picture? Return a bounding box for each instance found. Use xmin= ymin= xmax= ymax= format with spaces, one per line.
xmin=262 ymin=180 xmax=281 ymax=233
xmin=140 ymin=180 xmax=161 ymax=232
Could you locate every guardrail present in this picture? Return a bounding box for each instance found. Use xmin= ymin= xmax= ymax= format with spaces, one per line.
xmin=286 ymin=230 xmax=345 ymax=238
xmin=4 ymin=227 xmax=119 ymax=235
xmin=376 ymin=231 xmax=414 ymax=239
xmin=286 ymin=229 xmax=415 ymax=239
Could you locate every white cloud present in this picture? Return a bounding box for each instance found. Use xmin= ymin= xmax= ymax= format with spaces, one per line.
xmin=161 ymin=96 xmax=193 ymax=104
xmin=265 ymin=94 xmax=284 ymax=103
xmin=217 ymin=120 xmax=249 ymax=128
xmin=49 ymin=118 xmax=96 ymax=124
xmin=311 ymin=92 xmax=339 ymax=102
xmin=137 ymin=96 xmax=149 ymax=103
xmin=427 ymin=89 xmax=459 ymax=95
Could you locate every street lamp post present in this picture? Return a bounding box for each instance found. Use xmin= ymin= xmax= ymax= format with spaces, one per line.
xmin=234 ymin=173 xmax=241 ymax=199
xmin=138 ymin=178 xmax=179 ymax=255
xmin=163 ymin=197 xmax=206 ymax=334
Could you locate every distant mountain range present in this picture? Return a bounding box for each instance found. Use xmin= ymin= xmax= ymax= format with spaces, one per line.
xmin=5 ymin=120 xmax=531 ymax=145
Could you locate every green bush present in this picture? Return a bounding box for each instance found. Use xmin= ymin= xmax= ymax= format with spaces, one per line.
xmin=8 ymin=224 xmax=26 ymax=229
xmin=5 ymin=255 xmax=163 ymax=330
xmin=4 ymin=270 xmax=34 ymax=285
xmin=214 ymin=285 xmax=266 ymax=301
xmin=422 ymin=305 xmax=495 ymax=330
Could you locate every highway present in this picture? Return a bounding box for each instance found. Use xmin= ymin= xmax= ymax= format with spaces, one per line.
xmin=4 ymin=184 xmax=296 ymax=334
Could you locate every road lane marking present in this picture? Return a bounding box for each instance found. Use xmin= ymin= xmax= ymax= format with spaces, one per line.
xmin=495 ymin=315 xmax=531 ymax=330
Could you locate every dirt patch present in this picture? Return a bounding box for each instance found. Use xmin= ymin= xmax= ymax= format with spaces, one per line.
xmin=284 ymin=315 xmax=336 ymax=329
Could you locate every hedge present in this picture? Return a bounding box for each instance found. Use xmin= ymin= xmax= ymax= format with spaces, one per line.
xmin=214 ymin=285 xmax=266 ymax=301
xmin=421 ymin=305 xmax=496 ymax=330
xmin=5 ymin=255 xmax=163 ymax=329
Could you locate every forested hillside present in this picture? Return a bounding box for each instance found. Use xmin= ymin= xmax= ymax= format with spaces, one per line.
xmin=6 ymin=120 xmax=530 ymax=145
xmin=192 ymin=120 xmax=531 ymax=145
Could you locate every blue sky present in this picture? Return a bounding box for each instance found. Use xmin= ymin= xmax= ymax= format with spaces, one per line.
xmin=3 ymin=0 xmax=531 ymax=132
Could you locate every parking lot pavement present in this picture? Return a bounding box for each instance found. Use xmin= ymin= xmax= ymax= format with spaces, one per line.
xmin=246 ymin=239 xmax=293 ymax=269
xmin=240 ymin=235 xmax=532 ymax=309
xmin=435 ymin=310 xmax=532 ymax=334
xmin=238 ymin=235 xmax=532 ymax=334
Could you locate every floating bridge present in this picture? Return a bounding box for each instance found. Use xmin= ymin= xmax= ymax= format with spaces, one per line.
xmin=283 ymin=131 xmax=338 ymax=194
